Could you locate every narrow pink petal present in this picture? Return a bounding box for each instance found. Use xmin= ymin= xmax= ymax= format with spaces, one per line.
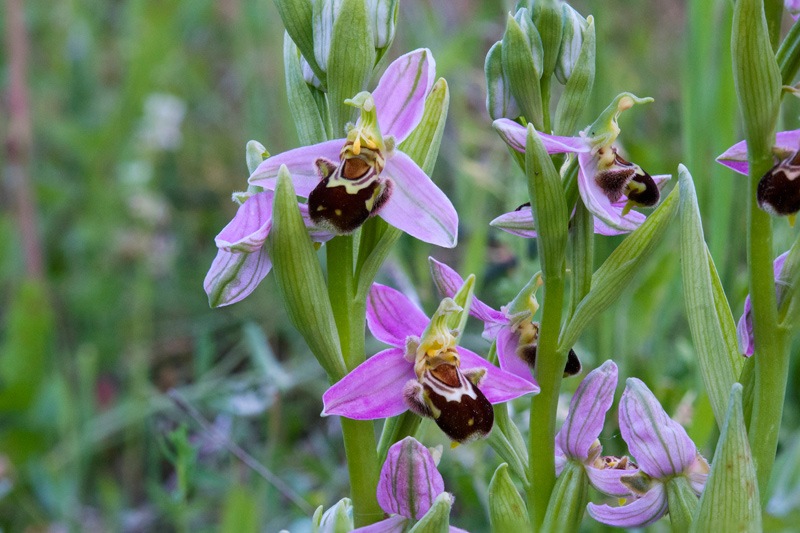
xmin=586 ymin=465 xmax=638 ymax=497
xmin=215 ymin=191 xmax=274 ymax=253
xmin=322 ymin=348 xmax=414 ymax=419
xmin=490 ymin=208 xmax=538 ymax=238
xmin=380 ymin=152 xmax=458 ymax=247
xmin=736 ymin=250 xmax=788 ymax=356
xmin=204 ymin=248 xmax=272 ymax=308
xmin=619 ymin=378 xmax=697 ymax=478
xmin=495 ymin=326 xmax=534 ymax=383
xmin=458 ymin=347 xmax=539 ymax=402
xmin=373 ymin=49 xmax=436 ymax=143
xmin=556 ymin=360 xmax=618 ymax=461
xmin=428 ymin=258 xmax=506 ymax=329
xmin=367 ymin=284 xmax=429 ymax=347
xmin=587 ymin=482 xmax=668 ymax=528
xmin=717 ymin=129 xmax=800 ymax=175
xmin=378 ymin=437 xmax=445 ymax=520
xmin=493 ymin=119 xmax=590 ymax=154
xmin=247 ymin=139 xmax=344 ymax=196
xmin=352 ymin=515 xmax=408 ymax=533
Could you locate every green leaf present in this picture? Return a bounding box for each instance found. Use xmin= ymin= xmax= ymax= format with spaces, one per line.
xmin=665 ymin=476 xmax=699 ymax=532
xmin=692 ymin=384 xmax=761 ymax=533
xmin=327 ymin=0 xmax=375 ymax=132
xmin=559 ymin=180 xmax=679 ymax=353
xmin=274 ymin=0 xmax=327 ymax=87
xmin=777 ymin=20 xmax=800 ymax=85
xmin=526 ymin=124 xmax=568 ymax=280
xmin=732 ymin=0 xmax=780 ymax=158
xmin=502 ymin=14 xmax=543 ymax=129
xmin=678 ymin=165 xmax=742 ymax=428
xmin=489 ymin=464 xmax=532 ymax=531
xmin=554 ymin=15 xmax=595 ymax=136
xmin=408 ymin=492 xmax=452 ymax=533
xmin=284 ymin=32 xmax=328 ymax=145
xmin=533 ymin=0 xmax=562 ymax=81
xmin=541 ymin=461 xmax=588 ymax=533
xmin=220 ymin=486 xmax=261 ymax=533
xmin=778 ymin=232 xmax=800 ymax=329
xmin=269 ymin=166 xmax=347 ymax=380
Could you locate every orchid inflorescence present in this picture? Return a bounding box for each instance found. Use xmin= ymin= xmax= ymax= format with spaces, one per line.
xmin=202 ymin=0 xmax=800 ymax=530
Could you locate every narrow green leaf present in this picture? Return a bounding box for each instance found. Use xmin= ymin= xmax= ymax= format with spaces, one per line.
xmin=284 ymin=33 xmax=328 ymax=145
xmin=489 ymin=464 xmax=532 ymax=531
xmin=526 ymin=124 xmax=568 ymax=279
xmin=559 ymin=183 xmax=679 ymax=353
xmin=486 ymin=428 xmax=528 ymax=483
xmin=678 ymin=165 xmax=741 ymax=428
xmin=778 ymin=232 xmax=800 ymax=329
xmin=554 ymin=16 xmax=595 ymax=136
xmin=502 ymin=14 xmax=543 ymax=129
xmin=327 ymin=0 xmax=375 ymax=132
xmin=274 ymin=0 xmax=327 ymax=87
xmin=665 ymin=476 xmax=699 ymax=532
xmin=777 ymin=20 xmax=800 ymax=85
xmin=568 ymin=200 xmax=593 ymax=319
xmin=269 ymin=166 xmax=347 ymax=380
xmin=693 ymin=384 xmax=761 ymax=533
xmin=541 ymin=461 xmax=588 ymax=533
xmin=408 ymin=492 xmax=451 ymax=533
xmin=732 ymin=0 xmax=780 ymax=158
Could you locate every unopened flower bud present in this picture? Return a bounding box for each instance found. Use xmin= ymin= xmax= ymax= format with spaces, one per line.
xmin=312 ymin=498 xmax=353 ymax=533
xmin=485 ymin=41 xmax=520 ymax=120
xmin=555 ymin=3 xmax=589 ymax=84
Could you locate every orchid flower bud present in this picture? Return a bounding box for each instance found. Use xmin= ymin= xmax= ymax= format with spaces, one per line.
xmin=485 ymin=41 xmax=521 ymax=120
xmin=555 ymin=3 xmax=589 ymax=84
xmin=312 ymin=498 xmax=353 ymax=533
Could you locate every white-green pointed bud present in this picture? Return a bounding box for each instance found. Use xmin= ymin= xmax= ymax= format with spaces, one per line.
xmin=485 ymin=41 xmax=520 ymax=120
xmin=488 ymin=463 xmax=532 ymax=531
xmin=313 ymin=0 xmax=343 ymax=72
xmin=555 ymin=3 xmax=589 ymax=84
xmin=408 ymin=492 xmax=453 ymax=533
xmin=553 ymin=14 xmax=595 ymax=136
xmin=312 ymin=498 xmax=353 ymax=533
xmin=300 ymin=55 xmax=324 ymax=90
xmin=533 ymin=0 xmax=563 ymax=81
xmin=502 ymin=11 xmax=544 ymax=128
xmin=245 ymin=140 xmax=269 ymax=174
xmin=367 ymin=0 xmax=398 ymax=50
xmin=513 ymin=8 xmax=544 ymax=77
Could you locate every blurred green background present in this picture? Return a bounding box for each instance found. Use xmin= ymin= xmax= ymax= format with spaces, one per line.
xmin=1 ymin=0 xmax=799 ymax=530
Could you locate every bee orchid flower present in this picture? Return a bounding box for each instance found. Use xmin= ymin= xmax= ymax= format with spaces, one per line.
xmin=322 ymin=281 xmax=537 ymax=443
xmin=248 ymin=48 xmax=458 ymax=247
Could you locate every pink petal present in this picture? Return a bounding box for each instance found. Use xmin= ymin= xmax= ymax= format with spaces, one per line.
xmin=490 ymin=208 xmax=538 ymax=238
xmin=592 ymin=211 xmax=644 ymax=235
xmin=247 ymin=139 xmax=344 ymax=196
xmin=321 ymin=348 xmax=415 ymax=419
xmin=495 ymin=325 xmax=535 ymax=383
xmin=373 ymin=49 xmax=436 ymax=143
xmin=586 ymin=465 xmax=638 ymax=497
xmin=428 ymin=258 xmax=507 ymax=331
xmin=716 ymin=129 xmax=800 ymax=175
xmin=736 ymin=251 xmax=788 ymax=356
xmin=619 ymin=378 xmax=697 ymax=478
xmin=556 ymin=360 xmax=618 ymax=461
xmin=352 ymin=515 xmax=408 ymax=533
xmin=380 ymin=152 xmax=458 ymax=247
xmin=555 ymin=450 xmax=567 ymax=476
xmin=492 ymin=119 xmax=590 ymax=154
xmin=215 ymin=191 xmax=273 ymax=253
xmin=204 ymin=248 xmax=272 ymax=308
xmin=587 ymin=482 xmax=668 ymax=528
xmin=377 ymin=437 xmax=445 ymax=520
xmin=458 ymin=347 xmax=539 ymax=402
xmin=367 ymin=284 xmax=429 ymax=347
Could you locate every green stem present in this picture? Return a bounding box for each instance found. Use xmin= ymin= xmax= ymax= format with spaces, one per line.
xmin=326 ymin=235 xmax=383 ymax=526
xmin=526 ymin=271 xmax=566 ymax=529
xmin=746 ymin=154 xmax=790 ymax=501
xmin=541 ymin=76 xmax=552 ymax=133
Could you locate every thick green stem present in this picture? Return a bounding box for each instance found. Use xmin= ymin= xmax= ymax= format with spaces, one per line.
xmin=527 ymin=272 xmax=566 ymax=529
xmin=326 ymin=235 xmax=382 ymax=526
xmin=746 ymin=155 xmax=789 ymax=501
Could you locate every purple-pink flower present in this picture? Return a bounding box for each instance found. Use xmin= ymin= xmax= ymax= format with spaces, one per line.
xmin=737 ymin=251 xmax=790 ymax=356
xmin=555 ymin=361 xmax=637 ymax=497
xmin=203 ymin=189 xmax=333 ymax=307
xmin=717 ymin=129 xmax=800 ymax=220
xmin=587 ymin=378 xmax=709 ymax=528
xmin=248 ymin=48 xmax=458 ymax=247
xmin=429 ymin=258 xmax=578 ymax=384
xmin=321 ymin=283 xmax=537 ymax=442
xmin=493 ymin=93 xmax=669 ymax=233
